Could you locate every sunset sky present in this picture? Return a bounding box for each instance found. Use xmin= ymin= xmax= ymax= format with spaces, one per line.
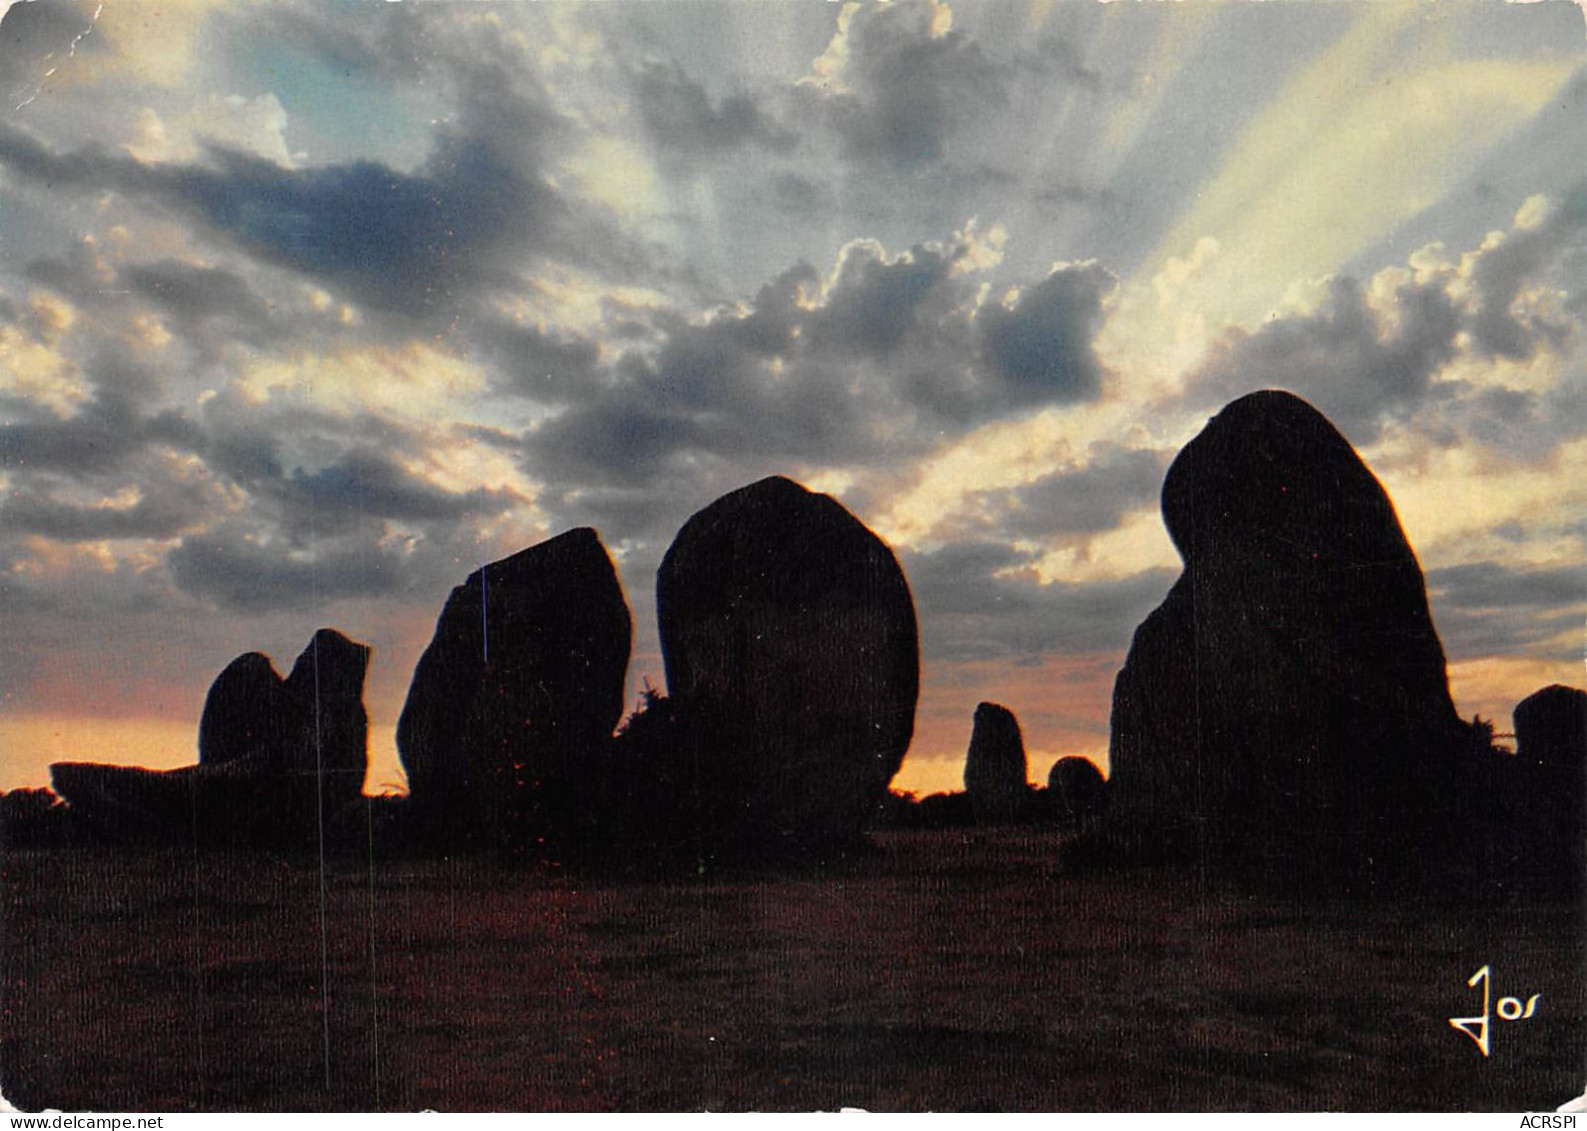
xmin=1 ymin=0 xmax=1583 ymax=798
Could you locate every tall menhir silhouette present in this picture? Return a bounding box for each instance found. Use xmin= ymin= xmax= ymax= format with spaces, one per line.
xmin=1104 ymin=390 xmax=1475 ymax=884
xmin=397 ymin=527 xmax=631 ymax=849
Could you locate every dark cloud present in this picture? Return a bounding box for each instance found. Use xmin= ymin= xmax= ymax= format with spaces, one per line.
xmin=159 ymin=407 xmax=530 ymax=613
xmin=633 ymin=61 xmax=796 ymax=161
xmin=22 ymin=239 xmax=374 ymax=377
xmin=0 ymin=125 xmax=504 ymax=312
xmin=474 ymin=318 xmax=602 ymax=405
xmin=268 ymin=447 xmax=520 ymax=535
xmin=176 ymin=140 xmax=559 ymax=314
xmin=1428 ymin=561 xmax=1585 ymax=612
xmin=0 ymin=479 xmax=209 ymax=543
xmin=1179 ymin=187 xmax=1587 ymax=453
xmin=166 ymin=527 xmax=411 ymax=613
xmin=1031 ymin=35 xmax=1106 ymax=93
xmin=515 ymin=233 xmax=1116 ymax=524
xmin=0 ymin=407 xmax=143 ymax=476
xmin=903 ymin=540 xmax=1177 ymax=662
xmin=120 ymin=261 xmax=268 ymax=330
xmin=800 ymin=2 xmax=1006 ymax=169
xmin=0 ymin=336 xmax=522 ymax=612
xmin=0 ymin=536 xmax=174 ymax=620
xmin=1466 ymin=188 xmax=1587 ymax=361
xmin=1426 ymin=561 xmax=1586 ymax=660
xmin=980 ymin=263 xmax=1115 ymax=405
xmin=0 ymin=63 xmax=634 ymax=319
xmin=184 ymin=396 xmax=522 ymax=544
xmin=971 ymin=443 xmax=1169 ymax=540
xmin=1034 ymin=181 xmax=1119 ymax=213
xmin=0 ymin=386 xmax=199 ymax=476
xmin=1420 ymin=373 xmax=1587 ymax=464
xmin=767 ymin=172 xmax=831 ymax=219
xmin=1181 ymin=274 xmax=1462 ymax=444
xmin=806 ymin=241 xmax=957 ymax=357
xmin=523 ymin=384 xmax=720 ymax=491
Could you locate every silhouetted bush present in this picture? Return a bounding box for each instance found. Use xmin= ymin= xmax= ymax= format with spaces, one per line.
xmin=0 ymin=789 xmax=78 ymax=848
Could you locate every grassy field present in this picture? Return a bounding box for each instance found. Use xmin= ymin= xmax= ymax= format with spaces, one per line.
xmin=3 ymin=827 xmax=1582 ymax=1111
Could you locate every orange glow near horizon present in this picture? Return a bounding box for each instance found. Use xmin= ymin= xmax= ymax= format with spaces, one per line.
xmin=0 ymin=709 xmax=1091 ymax=800
xmin=0 ymin=715 xmax=198 ymax=791
xmin=1 ymin=646 xmax=1572 ymax=801
xmin=1448 ymin=655 xmax=1586 ymax=737
xmin=0 ymin=715 xmax=410 ymax=798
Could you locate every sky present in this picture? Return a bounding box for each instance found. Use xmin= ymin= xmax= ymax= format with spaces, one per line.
xmin=0 ymin=0 xmax=1583 ymax=799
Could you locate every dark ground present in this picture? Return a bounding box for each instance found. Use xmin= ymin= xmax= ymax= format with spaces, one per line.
xmin=3 ymin=827 xmax=1582 ymax=1111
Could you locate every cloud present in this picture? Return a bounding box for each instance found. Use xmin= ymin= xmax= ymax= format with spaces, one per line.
xmin=980 ymin=262 xmax=1116 ymax=405
xmin=0 ymin=126 xmax=506 ymax=313
xmin=0 ymin=475 xmax=211 ymax=543
xmin=1463 ymin=189 xmax=1587 ymax=362
xmin=903 ymin=540 xmax=1177 ymax=663
xmin=1030 ymin=33 xmax=1107 ymax=94
xmin=120 ymin=259 xmax=269 ymax=331
xmin=168 ymin=384 xmax=528 ymax=545
xmin=0 ymin=58 xmax=631 ymax=320
xmin=265 ymin=447 xmax=521 ymax=537
xmin=0 ymin=376 xmax=200 ymax=477
xmin=223 ymin=2 xmax=528 ymax=91
xmin=1429 ymin=561 xmax=1585 ymax=611
xmin=166 ymin=527 xmax=412 ymax=613
xmin=515 ymin=230 xmax=1118 ymax=525
xmin=1176 ymin=187 xmax=1587 ymax=451
xmin=0 ymin=0 xmax=107 ymax=107
xmin=971 ymin=443 xmax=1169 ymax=540
xmin=1424 ymin=372 xmax=1587 ymax=465
xmin=799 ymin=1 xmax=1006 ymax=169
xmin=126 ymin=95 xmax=293 ymax=166
xmin=14 ymin=240 xmax=330 ymax=375
xmin=806 ymin=239 xmax=957 ymax=357
xmin=474 ymin=318 xmax=603 ymax=406
xmin=0 ymin=536 xmax=176 ymax=622
xmin=766 ymin=172 xmax=831 ymax=219
xmin=1180 ymin=273 xmax=1462 ymax=444
xmin=1427 ymin=561 xmax=1586 ymax=660
xmin=0 ymin=310 xmax=525 ymax=616
xmin=633 ymin=61 xmax=796 ymax=161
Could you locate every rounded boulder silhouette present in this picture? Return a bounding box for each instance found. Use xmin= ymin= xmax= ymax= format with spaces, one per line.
xmin=657 ymin=476 xmax=919 ymax=853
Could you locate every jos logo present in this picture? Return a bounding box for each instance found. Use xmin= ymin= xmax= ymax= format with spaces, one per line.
xmin=1449 ymin=964 xmax=1541 ymax=1058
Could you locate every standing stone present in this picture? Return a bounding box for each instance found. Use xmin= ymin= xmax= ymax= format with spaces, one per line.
xmin=1104 ymin=390 xmax=1470 ymax=880
xmin=1514 ymin=685 xmax=1587 ymax=771
xmin=963 ymin=702 xmax=1028 ymax=823
xmin=198 ymin=631 xmax=370 ymax=790
xmin=1511 ymin=685 xmax=1587 ymax=889
xmin=1048 ymin=757 xmax=1108 ymax=823
xmin=283 ymin=628 xmax=372 ymax=805
xmin=396 ymin=528 xmax=631 ymax=846
xmin=656 ymin=476 xmax=919 ymax=854
xmin=198 ymin=652 xmax=293 ymax=767
xmin=55 ymin=627 xmax=372 ymax=848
